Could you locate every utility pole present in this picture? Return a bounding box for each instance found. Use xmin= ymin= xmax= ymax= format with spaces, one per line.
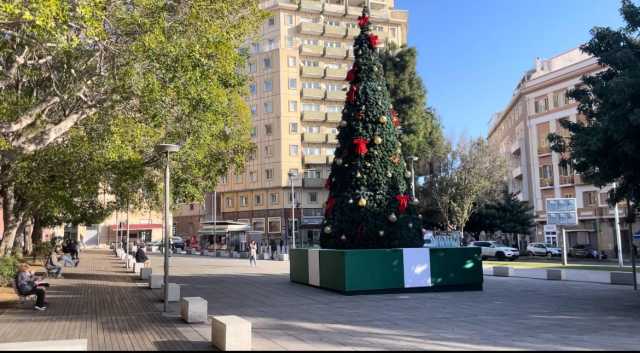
xmin=125 ymin=199 xmax=131 ymax=270
xmin=613 ymin=183 xmax=624 ymax=268
xmin=408 ymin=156 xmax=418 ymax=199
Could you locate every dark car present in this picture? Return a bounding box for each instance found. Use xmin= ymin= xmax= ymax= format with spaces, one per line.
xmin=569 ymin=244 xmax=597 ymax=258
xmin=171 ymin=237 xmax=186 ymax=251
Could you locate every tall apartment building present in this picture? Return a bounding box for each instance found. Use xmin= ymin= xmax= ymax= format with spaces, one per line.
xmin=210 ymin=0 xmax=408 ymax=248
xmin=488 ymin=48 xmax=639 ymax=256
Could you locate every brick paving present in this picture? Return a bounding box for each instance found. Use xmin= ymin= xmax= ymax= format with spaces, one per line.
xmin=0 ymin=250 xmax=210 ymax=351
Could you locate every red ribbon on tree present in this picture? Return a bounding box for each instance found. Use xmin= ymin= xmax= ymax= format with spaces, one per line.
xmin=358 ymin=15 xmax=370 ymax=28
xmin=369 ymin=34 xmax=380 ymax=47
xmin=391 ymin=109 xmax=401 ymax=127
xmin=325 ymin=196 xmax=336 ymax=217
xmin=346 ymin=66 xmax=357 ymax=82
xmin=347 ymin=84 xmax=358 ymax=103
xmin=396 ymin=194 xmax=411 ymax=214
xmin=353 ymin=138 xmax=369 ymax=155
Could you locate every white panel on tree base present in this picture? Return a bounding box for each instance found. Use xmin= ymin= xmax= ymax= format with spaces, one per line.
xmin=308 ymin=249 xmax=320 ymax=287
xmin=402 ymin=248 xmax=432 ymax=288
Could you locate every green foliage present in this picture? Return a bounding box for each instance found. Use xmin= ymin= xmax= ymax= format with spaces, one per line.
xmin=322 ymin=8 xmax=422 ymax=249
xmin=548 ymin=0 xmax=640 ymax=211
xmin=380 ymin=44 xmax=447 ymax=165
xmin=466 ymin=190 xmax=535 ymax=236
xmin=0 ymin=256 xmax=19 ymax=286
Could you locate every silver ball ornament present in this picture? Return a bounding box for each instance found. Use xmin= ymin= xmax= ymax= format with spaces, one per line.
xmin=339 ymin=120 xmax=347 ymax=127
xmin=324 ymin=225 xmax=332 ymax=234
xmin=408 ymin=223 xmax=413 ymax=229
xmin=336 ymin=158 xmax=343 ymax=166
xmin=340 ymin=235 xmax=347 ymax=241
xmin=388 ymin=213 xmax=398 ymax=223
xmin=379 ymin=230 xmax=385 ymax=237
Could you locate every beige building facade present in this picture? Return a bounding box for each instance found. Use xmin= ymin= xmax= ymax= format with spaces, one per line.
xmin=488 ymin=48 xmax=639 ymax=256
xmin=214 ymin=0 xmax=408 ymax=247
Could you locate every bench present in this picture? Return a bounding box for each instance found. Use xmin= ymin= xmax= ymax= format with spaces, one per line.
xmin=149 ymin=274 xmax=164 ymax=289
xmin=211 ymin=315 xmax=252 ymax=351
xmin=181 ymin=297 xmax=208 ymax=323
xmin=140 ymin=267 xmax=152 ymax=280
xmin=546 ymin=269 xmax=565 ymax=281
xmin=165 ymin=283 xmax=180 ymax=302
xmin=11 ymin=280 xmax=35 ymax=304
xmin=610 ymin=271 xmax=636 ymax=285
xmin=493 ymin=266 xmax=513 ymax=277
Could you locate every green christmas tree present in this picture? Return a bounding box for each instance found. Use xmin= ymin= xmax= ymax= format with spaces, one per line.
xmin=321 ymin=7 xmax=423 ymax=250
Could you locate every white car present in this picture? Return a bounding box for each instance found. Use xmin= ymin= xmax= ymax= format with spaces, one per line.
xmin=526 ymin=243 xmax=562 ymax=257
xmin=468 ymin=241 xmax=520 ymax=261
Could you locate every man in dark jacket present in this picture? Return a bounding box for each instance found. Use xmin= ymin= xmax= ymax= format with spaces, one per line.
xmin=135 ymin=244 xmax=150 ymax=267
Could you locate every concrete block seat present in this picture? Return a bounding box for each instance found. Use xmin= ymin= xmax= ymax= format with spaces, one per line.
xmin=211 ymin=315 xmax=252 ymax=351
xmin=165 ymin=283 xmax=180 ymax=302
xmin=149 ymin=274 xmax=163 ymax=289
xmin=493 ymin=266 xmax=513 ymax=277
xmin=140 ymin=267 xmax=152 ymax=280
xmin=181 ymin=297 xmax=208 ymax=323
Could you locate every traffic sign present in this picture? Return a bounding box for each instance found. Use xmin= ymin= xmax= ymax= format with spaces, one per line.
xmin=546 ymin=198 xmax=578 ymax=226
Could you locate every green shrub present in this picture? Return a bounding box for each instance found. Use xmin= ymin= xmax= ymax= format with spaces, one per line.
xmin=0 ymin=256 xmax=19 ymax=287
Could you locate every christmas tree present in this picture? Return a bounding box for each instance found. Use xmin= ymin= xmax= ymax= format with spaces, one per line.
xmin=321 ymin=7 xmax=423 ymax=250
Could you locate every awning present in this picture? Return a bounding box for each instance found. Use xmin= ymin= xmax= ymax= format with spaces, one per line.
xmin=110 ymin=224 xmax=162 ymax=231
xmin=198 ymin=222 xmax=251 ymax=236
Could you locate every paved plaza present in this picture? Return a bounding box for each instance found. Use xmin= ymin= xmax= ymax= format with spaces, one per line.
xmin=156 ymin=253 xmax=640 ymax=351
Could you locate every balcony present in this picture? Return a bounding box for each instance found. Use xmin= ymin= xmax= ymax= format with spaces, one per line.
xmin=326 ymin=134 xmax=338 ymax=144
xmin=325 ymin=67 xmax=347 ymax=80
xmin=512 ymin=167 xmax=523 ymax=179
xmin=323 ymin=3 xmax=345 ymax=15
xmin=325 ymin=90 xmax=346 ymax=101
xmin=302 ymin=133 xmax=326 ymax=143
xmin=370 ymin=9 xmax=389 ymax=20
xmin=324 ymin=25 xmax=346 ymax=38
xmin=303 ymin=177 xmax=325 ymax=188
xmin=324 ymin=47 xmax=347 ymax=59
xmin=326 ymin=112 xmax=342 ymax=123
xmin=560 ymin=175 xmax=575 ymax=185
xmin=301 ymin=88 xmax=325 ymax=100
xmin=540 ymin=178 xmax=554 ymax=188
xmin=299 ymin=22 xmax=324 ymax=36
xmin=300 ymin=44 xmax=324 ymax=57
xmin=304 ymin=154 xmax=326 ymax=165
xmin=301 ymin=111 xmax=325 ymax=122
xmin=301 ymin=66 xmax=323 ymax=78
xmin=261 ymin=0 xmax=298 ymax=10
xmin=347 ymin=6 xmax=363 ymax=17
xmin=347 ymin=27 xmax=359 ymax=39
xmin=299 ymin=0 xmax=322 ymax=13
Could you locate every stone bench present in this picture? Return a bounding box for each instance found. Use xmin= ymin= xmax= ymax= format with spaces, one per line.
xmin=211 ymin=315 xmax=252 ymax=351
xmin=610 ymin=271 xmax=636 ymax=285
xmin=149 ymin=274 xmax=164 ymax=289
xmin=165 ymin=283 xmax=180 ymax=302
xmin=546 ymin=269 xmax=565 ymax=281
xmin=140 ymin=267 xmax=152 ymax=280
xmin=278 ymin=254 xmax=289 ymax=262
xmin=493 ymin=266 xmax=513 ymax=277
xmin=133 ymin=262 xmax=144 ymax=275
xmin=181 ymin=297 xmax=208 ymax=323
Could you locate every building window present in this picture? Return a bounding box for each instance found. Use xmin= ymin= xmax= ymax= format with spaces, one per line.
xmin=268 ymin=217 xmax=282 ymax=233
xmin=249 ymin=83 xmax=257 ymax=96
xmin=286 ymin=14 xmax=294 ymax=26
xmin=288 ymin=56 xmax=296 ymax=67
xmin=289 ymin=122 xmax=298 ymax=134
xmin=289 ymin=144 xmax=299 ymax=156
xmin=265 ymin=169 xmax=274 ymax=180
xmin=265 ymin=124 xmax=273 ymax=136
xmin=304 ymin=147 xmax=321 ymax=156
xmin=252 ymin=218 xmax=265 ymax=232
xmin=264 ymin=101 xmax=273 ymax=113
xmin=286 ymin=36 xmax=294 ymax=48
xmin=302 ymin=81 xmax=321 ymax=89
xmin=304 ymin=169 xmax=321 ymax=179
xmin=270 ymin=193 xmax=279 ymax=205
xmin=304 ymin=126 xmax=321 ymax=134
xmin=226 ymin=197 xmax=233 ymax=208
xmin=249 ymin=171 xmax=257 ymax=183
xmin=220 ymin=175 xmax=227 ymax=184
xmin=289 ymin=100 xmax=298 ymax=112
xmin=250 ymin=104 xmax=257 ymax=117
xmin=325 ymin=41 xmax=341 ymax=48
xmin=268 ymin=16 xmax=275 ymax=26
xmin=263 ymin=58 xmax=272 ymax=70
xmin=288 ymin=191 xmax=300 ymax=203
xmin=308 ymin=192 xmax=318 ymax=203
xmin=327 ymin=105 xmax=342 ymax=112
xmin=236 ymin=173 xmax=243 ymax=184
xmin=267 ymin=39 xmax=276 ymax=51
xmin=553 ymin=92 xmax=560 ymax=108
xmin=583 ymin=191 xmax=598 ymax=207
xmin=289 ymin=78 xmax=297 ymax=90
xmin=251 ymin=42 xmax=260 ymax=53
xmin=249 ymin=62 xmax=257 ymax=73
xmin=250 ymin=127 xmax=257 ymax=138
xmin=302 ymin=38 xmax=319 ymax=46
xmin=255 ymin=194 xmax=263 ymax=206
xmin=240 ymin=196 xmax=248 ymax=207
xmin=327 ymin=83 xmax=341 ymax=92
xmin=302 ymin=60 xmax=319 ymax=67
xmin=264 ymin=79 xmax=273 ymax=92
xmin=264 ymin=145 xmax=273 ymax=158
xmin=302 ymin=103 xmax=321 ymax=111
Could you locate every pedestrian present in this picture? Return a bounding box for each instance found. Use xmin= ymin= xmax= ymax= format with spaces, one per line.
xmin=15 ymin=263 xmax=48 ymax=311
xmin=249 ymin=240 xmax=257 ymax=267
xmin=135 ymin=243 xmax=151 ymax=268
xmin=270 ymin=240 xmax=277 ymax=260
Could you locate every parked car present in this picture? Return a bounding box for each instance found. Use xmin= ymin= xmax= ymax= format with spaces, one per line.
xmin=526 ymin=243 xmax=562 ymax=257
xmin=569 ymin=244 xmax=597 ymax=258
xmin=171 ymin=237 xmax=185 ymax=251
xmin=468 ymin=241 xmax=520 ymax=261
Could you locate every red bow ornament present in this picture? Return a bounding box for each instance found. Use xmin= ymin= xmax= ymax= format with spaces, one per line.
xmin=325 ymin=197 xmax=336 ymax=217
xmin=347 ymin=84 xmax=358 ymax=103
xmin=346 ymin=66 xmax=357 ymax=82
xmin=391 ymin=110 xmax=401 ymax=127
xmin=353 ymin=138 xmax=369 ymax=156
xmin=396 ymin=194 xmax=411 ymax=214
xmin=358 ymin=15 xmax=370 ymax=28
xmin=368 ymin=34 xmax=380 ymax=47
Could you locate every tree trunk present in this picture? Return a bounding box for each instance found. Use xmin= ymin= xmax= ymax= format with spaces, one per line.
xmin=12 ymin=218 xmax=27 ymax=257
xmin=0 ymin=186 xmax=23 ymax=257
xmin=24 ymin=218 xmax=34 ymax=256
xmin=32 ymin=218 xmax=43 ymax=245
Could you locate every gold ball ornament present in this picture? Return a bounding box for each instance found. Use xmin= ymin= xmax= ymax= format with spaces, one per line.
xmin=356 ymin=172 xmax=362 ymax=178
xmin=358 ymin=198 xmax=367 ymax=207
xmin=405 ymin=171 xmax=412 ymax=178
xmin=379 ymin=116 xmax=388 ymax=124
xmin=388 ymin=213 xmax=398 ymax=223
xmin=324 ymin=225 xmax=332 ymax=234
xmin=348 ymin=199 xmax=354 ymax=204
xmin=387 ymin=172 xmax=393 ymax=178
xmin=373 ymin=136 xmax=382 ymax=145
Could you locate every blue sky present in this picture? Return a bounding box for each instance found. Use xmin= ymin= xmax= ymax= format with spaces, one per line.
xmin=396 ymin=0 xmax=625 ymax=140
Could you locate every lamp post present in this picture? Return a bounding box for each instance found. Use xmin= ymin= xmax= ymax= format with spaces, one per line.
xmin=155 ymin=143 xmax=180 ymax=312
xmin=288 ymin=171 xmax=297 ymax=251
xmin=408 ymin=156 xmax=419 ymax=198
xmin=612 ymin=183 xmax=624 ymax=269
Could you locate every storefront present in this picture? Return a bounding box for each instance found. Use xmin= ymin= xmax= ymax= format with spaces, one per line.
xmin=198 ymin=220 xmax=253 ymax=252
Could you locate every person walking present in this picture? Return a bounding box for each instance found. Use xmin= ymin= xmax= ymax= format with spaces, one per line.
xmin=249 ymin=240 xmax=257 ymax=267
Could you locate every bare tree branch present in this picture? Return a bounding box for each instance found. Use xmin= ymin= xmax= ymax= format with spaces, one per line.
xmin=17 ymin=107 xmax=97 ymax=152
xmin=0 ymin=95 xmax=61 ymax=134
xmin=0 ymin=46 xmax=29 ymax=89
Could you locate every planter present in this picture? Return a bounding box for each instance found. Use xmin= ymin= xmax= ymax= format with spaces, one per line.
xmin=290 ymin=247 xmax=483 ymax=295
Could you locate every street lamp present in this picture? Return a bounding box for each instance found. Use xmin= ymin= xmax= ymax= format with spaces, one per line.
xmin=408 ymin=156 xmax=419 ymax=199
xmin=288 ymin=171 xmax=298 ymax=251
xmin=155 ymin=143 xmax=180 ymax=313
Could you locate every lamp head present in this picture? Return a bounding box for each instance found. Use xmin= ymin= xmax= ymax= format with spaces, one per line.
xmin=155 ymin=144 xmax=180 ymax=154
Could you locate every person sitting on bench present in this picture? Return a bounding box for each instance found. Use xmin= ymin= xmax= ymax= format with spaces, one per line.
xmin=135 ymin=243 xmax=150 ymax=268
xmin=15 ymin=263 xmax=48 ymax=311
xmin=46 ymin=250 xmax=64 ymax=278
